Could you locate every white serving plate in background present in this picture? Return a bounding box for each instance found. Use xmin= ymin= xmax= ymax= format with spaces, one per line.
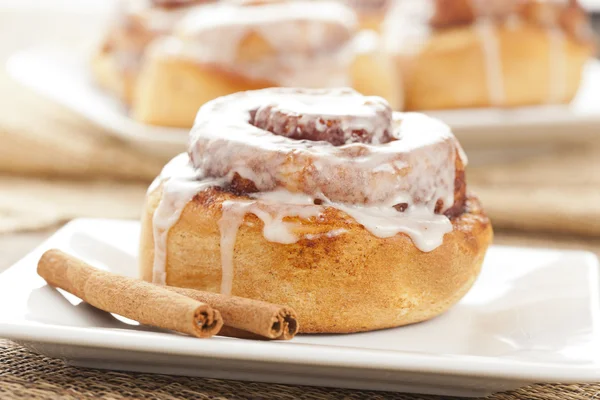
xmin=6 ymin=47 xmax=187 ymax=157
xmin=0 ymin=219 xmax=599 ymax=397
xmin=7 ymin=47 xmax=600 ymax=156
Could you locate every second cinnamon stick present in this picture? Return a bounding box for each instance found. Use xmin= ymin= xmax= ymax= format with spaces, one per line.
xmin=166 ymin=287 xmax=298 ymax=340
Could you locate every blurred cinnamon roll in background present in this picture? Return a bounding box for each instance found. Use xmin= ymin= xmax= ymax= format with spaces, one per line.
xmin=93 ymin=0 xmax=400 ymax=128
xmin=92 ymin=0 xmax=216 ymax=104
xmin=385 ymin=0 xmax=596 ymax=111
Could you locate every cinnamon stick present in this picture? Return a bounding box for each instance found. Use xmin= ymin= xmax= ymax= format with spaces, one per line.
xmin=37 ymin=249 xmax=223 ymax=338
xmin=165 ymin=287 xmax=298 ymax=340
xmin=37 ymin=249 xmax=299 ymax=340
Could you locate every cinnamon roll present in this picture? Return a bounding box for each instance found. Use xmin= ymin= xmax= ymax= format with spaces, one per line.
xmin=132 ymin=0 xmax=399 ymax=127
xmin=92 ymin=0 xmax=216 ymax=104
xmin=139 ymin=88 xmax=492 ymax=333
xmin=93 ymin=0 xmax=400 ymax=128
xmin=385 ymin=0 xmax=596 ymax=110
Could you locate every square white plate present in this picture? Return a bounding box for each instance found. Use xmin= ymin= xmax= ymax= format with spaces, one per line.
xmin=1 ymin=218 xmax=600 ymax=397
xmin=6 ymin=47 xmax=600 ymax=156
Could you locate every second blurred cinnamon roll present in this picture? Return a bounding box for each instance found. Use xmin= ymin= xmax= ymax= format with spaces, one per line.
xmin=385 ymin=0 xmax=595 ymax=110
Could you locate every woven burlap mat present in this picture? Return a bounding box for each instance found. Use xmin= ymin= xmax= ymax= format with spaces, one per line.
xmin=1 ymin=339 xmax=599 ymax=400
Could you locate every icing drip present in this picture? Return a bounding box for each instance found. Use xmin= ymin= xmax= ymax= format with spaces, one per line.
xmin=218 ymin=194 xmax=322 ymax=295
xmin=335 ymin=204 xmax=452 ymax=251
xmin=471 ymin=0 xmax=506 ymax=106
xmin=253 ymin=190 xmax=453 ymax=252
xmin=217 ymin=203 xmax=245 ymax=295
xmin=151 ymin=154 xmax=225 ymax=284
xmin=547 ymin=25 xmax=568 ymax=104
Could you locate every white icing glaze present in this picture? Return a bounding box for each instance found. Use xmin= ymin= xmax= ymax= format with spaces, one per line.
xmin=150 ymin=89 xmax=464 ymax=291
xmin=253 ymin=189 xmax=452 ymax=252
xmin=190 ymin=88 xmax=461 ymax=208
xmin=149 ymin=1 xmax=358 ymax=86
xmin=470 ymin=0 xmax=506 ymax=106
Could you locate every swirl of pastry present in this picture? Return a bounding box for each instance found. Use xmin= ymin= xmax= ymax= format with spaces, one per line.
xmin=189 ymin=88 xmax=463 ymax=210
xmin=140 ymin=88 xmax=491 ymax=333
xmin=250 ymin=94 xmax=394 ymax=145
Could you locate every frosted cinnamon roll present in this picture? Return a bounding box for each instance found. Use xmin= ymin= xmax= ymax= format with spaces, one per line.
xmin=139 ymin=88 xmax=492 ymax=333
xmin=132 ymin=0 xmax=400 ymax=127
xmin=385 ymin=0 xmax=596 ymax=110
xmin=92 ymin=0 xmax=216 ymax=103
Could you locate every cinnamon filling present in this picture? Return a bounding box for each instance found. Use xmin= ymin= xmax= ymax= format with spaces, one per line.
xmin=250 ymin=99 xmax=394 ymax=146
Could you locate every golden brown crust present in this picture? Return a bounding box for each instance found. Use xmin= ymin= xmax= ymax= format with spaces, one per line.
xmin=399 ymin=23 xmax=592 ymax=111
xmin=139 ymin=185 xmax=493 ymax=333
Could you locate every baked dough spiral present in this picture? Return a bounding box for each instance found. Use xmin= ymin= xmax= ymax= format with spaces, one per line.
xmin=93 ymin=0 xmax=401 ymax=127
xmin=386 ymin=0 xmax=595 ymax=110
xmin=139 ymin=88 xmax=492 ymax=333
